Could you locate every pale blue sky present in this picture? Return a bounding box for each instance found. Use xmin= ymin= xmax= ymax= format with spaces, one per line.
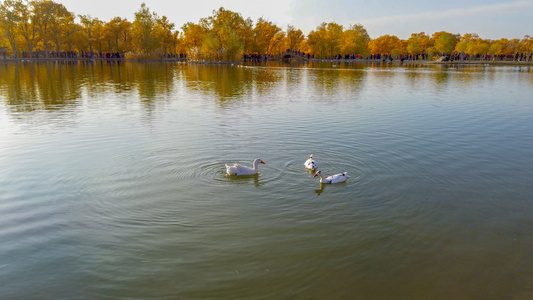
xmin=58 ymin=0 xmax=533 ymax=39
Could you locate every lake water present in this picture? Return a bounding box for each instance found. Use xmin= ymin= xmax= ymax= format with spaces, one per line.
xmin=0 ymin=61 xmax=532 ymax=299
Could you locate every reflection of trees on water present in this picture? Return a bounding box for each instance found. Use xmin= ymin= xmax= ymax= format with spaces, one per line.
xmin=307 ymin=67 xmax=366 ymax=102
xmin=402 ymin=64 xmax=496 ymax=91
xmin=0 ymin=62 xmax=513 ymax=122
xmin=181 ymin=65 xmax=251 ymax=108
xmin=182 ymin=64 xmax=279 ymax=108
xmin=0 ymin=62 xmax=82 ymax=113
xmin=0 ymin=62 xmax=180 ymax=117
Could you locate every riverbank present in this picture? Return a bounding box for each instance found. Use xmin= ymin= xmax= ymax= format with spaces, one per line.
xmin=1 ymin=57 xmax=532 ymax=66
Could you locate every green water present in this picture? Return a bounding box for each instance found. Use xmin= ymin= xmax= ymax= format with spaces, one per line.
xmin=0 ymin=61 xmax=532 ymax=299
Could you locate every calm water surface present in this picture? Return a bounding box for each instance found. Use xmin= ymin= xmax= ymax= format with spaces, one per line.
xmin=0 ymin=61 xmax=532 ymax=299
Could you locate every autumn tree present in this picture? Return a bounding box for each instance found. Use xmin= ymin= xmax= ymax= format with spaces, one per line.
xmin=341 ymin=24 xmax=370 ymax=56
xmin=406 ymin=32 xmax=431 ymax=56
xmin=48 ymin=4 xmax=75 ymax=53
xmin=201 ymin=32 xmax=220 ymax=60
xmin=286 ymin=25 xmax=304 ymax=50
xmin=521 ymin=35 xmax=533 ymax=53
xmin=223 ymin=29 xmax=244 ymax=61
xmin=253 ymin=18 xmax=282 ymax=54
xmin=0 ymin=0 xmax=22 ymax=56
xmin=91 ymin=18 xmax=105 ymax=54
xmin=131 ymin=3 xmax=157 ymax=56
xmin=62 ymin=18 xmax=82 ymax=52
xmin=269 ymin=31 xmax=286 ymax=54
xmin=79 ymin=14 xmax=96 ymax=52
xmin=181 ymin=21 xmax=207 ymax=58
xmin=104 ymin=17 xmax=132 ymax=53
xmin=455 ymin=33 xmax=489 ymax=56
xmin=432 ymin=31 xmax=459 ymax=55
xmin=18 ymin=0 xmax=38 ymax=53
xmin=32 ymin=0 xmax=60 ymax=53
xmin=154 ymin=16 xmax=177 ymax=55
xmin=488 ymin=40 xmax=503 ymax=56
xmin=503 ymin=38 xmax=521 ymax=55
xmin=368 ymin=34 xmax=402 ymax=56
xmin=307 ymin=23 xmax=327 ymax=57
xmin=206 ymin=7 xmax=247 ymax=60
xmin=307 ymin=22 xmax=343 ymax=58
xmin=325 ymin=22 xmax=343 ymax=56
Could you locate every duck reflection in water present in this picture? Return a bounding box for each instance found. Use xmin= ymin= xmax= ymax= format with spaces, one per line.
xmin=226 ymin=173 xmax=262 ymax=187
xmin=315 ymin=184 xmax=326 ymax=195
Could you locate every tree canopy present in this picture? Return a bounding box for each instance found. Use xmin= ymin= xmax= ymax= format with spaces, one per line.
xmin=0 ymin=0 xmax=531 ymax=61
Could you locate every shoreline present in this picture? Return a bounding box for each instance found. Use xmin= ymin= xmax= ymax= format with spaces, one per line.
xmin=1 ymin=57 xmax=532 ymax=66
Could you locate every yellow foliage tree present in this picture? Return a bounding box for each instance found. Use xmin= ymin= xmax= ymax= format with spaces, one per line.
xmin=521 ymin=35 xmax=533 ymax=53
xmin=253 ymin=17 xmax=282 ymax=54
xmin=131 ymin=3 xmax=157 ymax=57
xmin=104 ymin=17 xmax=132 ymax=53
xmin=341 ymin=24 xmax=370 ymax=56
xmin=368 ymin=34 xmax=402 ymax=55
xmin=181 ymin=22 xmax=207 ymax=59
xmin=0 ymin=0 xmax=23 ymax=56
xmin=407 ymin=32 xmax=431 ymax=55
xmin=286 ymin=25 xmax=304 ymax=51
xmin=432 ymin=31 xmax=459 ymax=54
xmin=307 ymin=22 xmax=343 ymax=58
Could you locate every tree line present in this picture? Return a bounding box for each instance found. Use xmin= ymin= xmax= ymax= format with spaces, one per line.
xmin=1 ymin=0 xmax=532 ymax=61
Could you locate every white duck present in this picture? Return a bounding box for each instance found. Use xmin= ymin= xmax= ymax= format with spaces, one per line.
xmin=313 ymin=170 xmax=348 ymax=184
xmin=304 ymin=154 xmax=318 ymax=170
xmin=226 ymin=158 xmax=265 ymax=176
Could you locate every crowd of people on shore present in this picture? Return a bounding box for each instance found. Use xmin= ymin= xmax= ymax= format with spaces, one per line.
xmin=2 ymin=48 xmax=532 ymax=63
xmin=1 ymin=49 xmax=188 ymax=60
xmin=440 ymin=52 xmax=533 ymax=62
xmin=243 ymin=49 xmax=533 ymax=63
xmin=275 ymin=49 xmax=533 ymax=63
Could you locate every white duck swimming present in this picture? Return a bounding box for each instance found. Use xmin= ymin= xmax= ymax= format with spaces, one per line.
xmin=226 ymin=158 xmax=265 ymax=176
xmin=304 ymin=154 xmax=318 ymax=170
xmin=313 ymin=170 xmax=348 ymax=184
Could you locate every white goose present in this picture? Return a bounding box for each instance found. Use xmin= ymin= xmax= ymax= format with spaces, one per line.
xmin=226 ymin=158 xmax=265 ymax=176
xmin=304 ymin=154 xmax=318 ymax=170
xmin=313 ymin=170 xmax=348 ymax=184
